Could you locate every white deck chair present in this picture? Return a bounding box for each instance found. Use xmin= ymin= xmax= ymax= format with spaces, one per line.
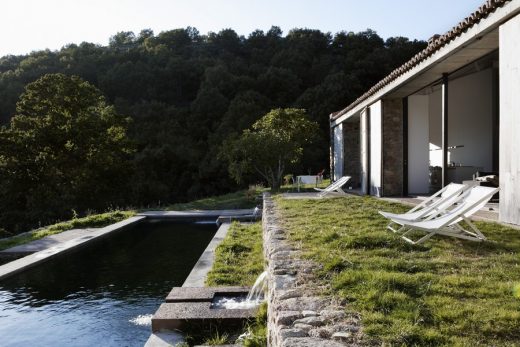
xmin=314 ymin=176 xmax=351 ymax=197
xmin=379 ymin=183 xmax=466 ymax=233
xmin=390 ymin=186 xmax=499 ymax=244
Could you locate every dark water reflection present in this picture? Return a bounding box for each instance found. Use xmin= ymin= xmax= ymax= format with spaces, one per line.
xmin=0 ymin=220 xmax=216 ymax=347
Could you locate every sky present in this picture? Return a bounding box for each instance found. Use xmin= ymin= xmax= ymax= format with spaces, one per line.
xmin=1 ymin=0 xmax=486 ymax=57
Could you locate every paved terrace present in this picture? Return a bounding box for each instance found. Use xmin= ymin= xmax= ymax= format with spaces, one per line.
xmin=0 ymin=228 xmax=101 ymax=257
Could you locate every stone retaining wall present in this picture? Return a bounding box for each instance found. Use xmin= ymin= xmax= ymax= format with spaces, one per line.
xmin=262 ymin=193 xmax=362 ymax=347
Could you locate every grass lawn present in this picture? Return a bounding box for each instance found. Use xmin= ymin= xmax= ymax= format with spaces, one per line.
xmin=167 ymin=189 xmax=260 ymax=211
xmin=275 ymin=194 xmax=520 ymax=346
xmin=206 ymin=222 xmax=264 ymax=286
xmin=0 ymin=210 xmax=136 ymax=252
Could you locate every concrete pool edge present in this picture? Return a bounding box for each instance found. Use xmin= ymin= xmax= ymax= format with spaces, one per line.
xmin=145 ymin=218 xmax=250 ymax=347
xmin=0 ymin=216 xmax=146 ymax=281
xmin=182 ymin=222 xmax=231 ymax=287
xmin=0 ymin=208 xmax=257 ymax=281
xmin=0 ymin=209 xmax=256 ymax=346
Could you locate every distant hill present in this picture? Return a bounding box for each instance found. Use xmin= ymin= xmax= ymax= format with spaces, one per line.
xmin=0 ymin=27 xmax=426 ymax=231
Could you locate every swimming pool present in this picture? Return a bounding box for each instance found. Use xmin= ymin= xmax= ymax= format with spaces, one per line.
xmin=0 ymin=219 xmax=217 ymax=346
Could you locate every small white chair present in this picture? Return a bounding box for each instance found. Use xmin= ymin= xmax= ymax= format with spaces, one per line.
xmin=389 ymin=186 xmax=499 ymax=244
xmin=379 ymin=183 xmax=466 ymax=234
xmin=314 ymin=176 xmax=351 ymax=198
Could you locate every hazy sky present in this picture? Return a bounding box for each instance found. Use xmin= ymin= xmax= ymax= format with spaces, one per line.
xmin=1 ymin=0 xmax=486 ymax=57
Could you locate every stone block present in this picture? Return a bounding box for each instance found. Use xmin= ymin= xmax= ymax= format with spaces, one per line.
xmin=152 ymin=302 xmax=256 ymax=332
xmin=293 ymin=316 xmax=325 ymax=327
xmin=165 ymin=286 xmax=250 ymax=303
xmin=275 ymin=311 xmax=302 ymax=325
xmin=279 ymin=328 xmax=308 ymax=339
xmin=281 ymin=337 xmax=346 ymax=347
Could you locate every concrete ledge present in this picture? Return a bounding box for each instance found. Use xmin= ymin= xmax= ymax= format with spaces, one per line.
xmin=182 ymin=222 xmax=231 ymax=287
xmin=166 ymin=286 xmax=250 ymax=303
xmin=0 ymin=228 xmax=101 ymax=257
xmin=0 ymin=216 xmax=146 ymax=281
xmin=144 ymin=332 xmax=184 ymax=347
xmin=152 ymin=302 xmax=255 ymax=332
xmin=217 ymin=215 xmax=260 ymax=225
xmin=139 ymin=209 xmax=255 ymax=220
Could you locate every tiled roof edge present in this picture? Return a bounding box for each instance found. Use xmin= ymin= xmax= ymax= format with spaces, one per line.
xmin=331 ymin=0 xmax=511 ymax=121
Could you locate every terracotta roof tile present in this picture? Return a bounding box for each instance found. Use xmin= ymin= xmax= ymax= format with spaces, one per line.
xmin=331 ymin=0 xmax=511 ymax=121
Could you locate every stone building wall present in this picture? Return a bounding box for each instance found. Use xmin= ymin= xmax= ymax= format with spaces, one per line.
xmin=382 ymin=99 xmax=404 ymax=196
xmin=342 ymin=121 xmax=361 ymax=188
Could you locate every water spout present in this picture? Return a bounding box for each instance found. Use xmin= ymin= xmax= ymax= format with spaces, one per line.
xmin=246 ymin=270 xmax=267 ymax=303
xmin=211 ymin=271 xmax=268 ymax=309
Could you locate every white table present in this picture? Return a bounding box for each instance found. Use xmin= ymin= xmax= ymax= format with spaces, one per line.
xmin=296 ymin=175 xmax=319 ymax=192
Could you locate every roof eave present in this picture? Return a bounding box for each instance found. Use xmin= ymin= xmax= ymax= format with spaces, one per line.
xmin=330 ymin=0 xmax=520 ymax=127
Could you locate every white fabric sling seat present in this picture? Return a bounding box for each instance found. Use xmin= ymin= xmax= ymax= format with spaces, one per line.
xmin=390 ymin=186 xmax=499 ymax=244
xmin=313 ymin=176 xmax=351 ymax=197
xmin=379 ymin=183 xmax=466 ymax=233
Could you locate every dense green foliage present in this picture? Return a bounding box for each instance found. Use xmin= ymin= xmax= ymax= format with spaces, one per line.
xmin=0 ymin=74 xmax=134 ymax=232
xmin=223 ymin=108 xmax=318 ymax=190
xmin=276 ymin=195 xmax=520 ymax=346
xmin=0 ymin=27 xmax=426 ymax=233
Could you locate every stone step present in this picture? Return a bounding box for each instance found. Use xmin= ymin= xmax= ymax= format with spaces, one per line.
xmin=152 ymin=302 xmax=256 ymax=332
xmin=152 ymin=286 xmax=257 ymax=332
xmin=165 ymin=286 xmax=250 ymax=303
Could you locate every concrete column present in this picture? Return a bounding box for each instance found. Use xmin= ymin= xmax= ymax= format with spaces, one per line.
xmin=329 ymin=124 xmax=335 ymax=182
xmin=499 ymin=14 xmax=520 ymax=225
xmin=382 ymin=99 xmax=404 ymax=196
xmin=333 ymin=124 xmax=344 ymax=181
xmin=369 ymin=102 xmax=382 ymax=197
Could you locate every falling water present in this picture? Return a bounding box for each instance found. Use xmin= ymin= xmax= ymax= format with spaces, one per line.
xmin=211 ymin=271 xmax=268 ymax=309
xmin=246 ymin=270 xmax=267 ymax=302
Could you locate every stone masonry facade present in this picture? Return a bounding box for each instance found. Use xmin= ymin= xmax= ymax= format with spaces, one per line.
xmin=382 ymin=99 xmax=404 ymax=196
xmin=343 ymin=121 xmax=361 ymax=189
xmin=262 ymin=193 xmax=362 ymax=347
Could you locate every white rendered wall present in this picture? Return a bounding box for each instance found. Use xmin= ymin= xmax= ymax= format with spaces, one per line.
xmin=333 ymin=123 xmax=344 ymax=181
xmin=408 ymin=95 xmax=430 ymax=194
xmin=500 ymin=14 xmax=520 ymax=225
xmin=448 ymin=69 xmax=493 ymax=171
xmin=369 ymin=101 xmax=382 ymax=196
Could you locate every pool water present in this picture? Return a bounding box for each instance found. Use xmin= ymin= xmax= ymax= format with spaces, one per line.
xmin=0 ymin=220 xmax=216 ymax=347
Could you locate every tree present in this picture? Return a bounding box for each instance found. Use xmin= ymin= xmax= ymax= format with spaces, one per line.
xmin=222 ymin=108 xmax=318 ymax=190
xmin=0 ymin=26 xmax=428 ymax=232
xmin=0 ymin=73 xmax=134 ymax=232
